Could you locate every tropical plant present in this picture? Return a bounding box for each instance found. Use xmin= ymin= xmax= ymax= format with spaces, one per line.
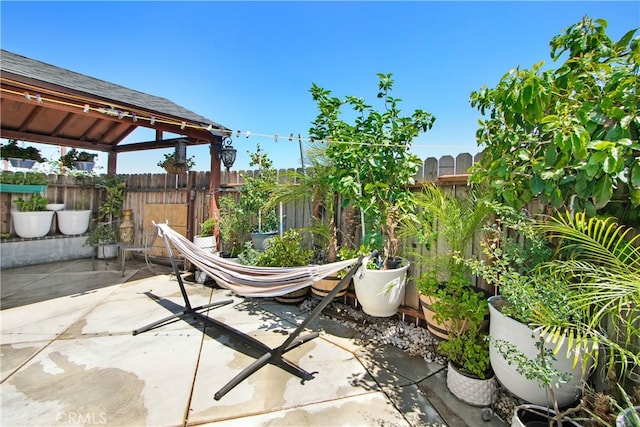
xmin=60 ymin=148 xmax=98 ymax=169
xmin=535 ymin=211 xmax=640 ymax=383
xmin=308 ymin=73 xmax=435 ymax=266
xmin=240 ymin=144 xmax=279 ymax=233
xmin=14 ymin=194 xmax=48 ymax=212
xmin=0 ymin=140 xmax=46 ymax=162
xmin=217 ymin=194 xmax=250 ymax=257
xmin=268 ymin=143 xmax=340 ymax=264
xmin=469 ymin=17 xmax=640 ymax=226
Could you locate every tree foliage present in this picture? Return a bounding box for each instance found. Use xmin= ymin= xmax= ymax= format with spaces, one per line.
xmin=308 ymin=73 xmax=435 ymax=259
xmin=470 ymin=17 xmax=640 ymax=224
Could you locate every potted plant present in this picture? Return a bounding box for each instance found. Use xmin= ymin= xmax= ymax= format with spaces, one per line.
xmin=240 ymin=144 xmax=279 ymax=250
xmin=238 ymin=228 xmax=314 ymax=303
xmin=0 ymin=171 xmax=49 ymax=193
xmin=308 ymin=73 xmax=435 ymax=317
xmin=85 ymin=176 xmax=125 ymax=258
xmin=1 ymin=139 xmax=47 ymax=168
xmin=463 ymin=204 xmax=596 ymax=411
xmin=268 ymin=143 xmax=347 ymax=299
xmin=157 ymin=152 xmax=195 ymax=174
xmin=11 ymin=193 xmax=55 ymax=238
xmin=402 ymin=183 xmax=490 ymax=339
xmin=60 ymin=148 xmax=98 ymax=172
xmin=438 ymin=328 xmax=497 ymax=407
xmin=217 ymin=193 xmax=250 ymax=258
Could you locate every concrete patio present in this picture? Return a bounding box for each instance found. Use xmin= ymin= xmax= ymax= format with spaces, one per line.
xmin=0 ymin=258 xmax=507 ymax=426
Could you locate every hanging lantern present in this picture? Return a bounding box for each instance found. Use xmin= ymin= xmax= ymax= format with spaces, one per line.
xmin=174 ymin=140 xmax=187 ymax=164
xmin=218 ymin=137 xmax=237 ymax=171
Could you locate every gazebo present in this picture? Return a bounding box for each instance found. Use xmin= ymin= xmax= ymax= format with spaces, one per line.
xmin=0 ymin=49 xmax=233 ymax=217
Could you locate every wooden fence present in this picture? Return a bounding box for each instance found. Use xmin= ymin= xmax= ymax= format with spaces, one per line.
xmin=1 ymin=152 xmax=483 ymax=322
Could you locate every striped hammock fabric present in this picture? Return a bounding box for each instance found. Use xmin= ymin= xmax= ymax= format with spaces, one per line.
xmin=156 ymin=223 xmax=361 ymax=298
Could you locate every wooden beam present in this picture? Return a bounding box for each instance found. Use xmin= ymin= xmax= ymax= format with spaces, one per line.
xmin=0 ymin=129 xmax=113 ymax=152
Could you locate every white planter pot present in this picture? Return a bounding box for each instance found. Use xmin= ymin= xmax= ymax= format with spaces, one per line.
xmin=250 ymin=231 xmax=277 ymax=250
xmin=96 ymin=243 xmax=118 ymax=259
xmin=353 ymin=260 xmax=409 ymax=317
xmin=511 ymin=404 xmax=581 ymax=427
xmin=11 ymin=210 xmax=55 ymax=238
xmin=193 ymin=235 xmax=216 ymax=253
xmin=489 ymin=296 xmax=592 ymax=408
xmin=446 ymin=362 xmax=498 ymax=407
xmin=56 ymin=210 xmax=92 ymax=235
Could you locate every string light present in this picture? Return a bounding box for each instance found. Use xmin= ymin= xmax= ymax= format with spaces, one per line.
xmin=1 ymin=82 xmax=477 ymax=151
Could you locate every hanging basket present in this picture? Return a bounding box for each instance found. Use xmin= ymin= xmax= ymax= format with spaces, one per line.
xmin=164 ymin=163 xmax=188 ymax=174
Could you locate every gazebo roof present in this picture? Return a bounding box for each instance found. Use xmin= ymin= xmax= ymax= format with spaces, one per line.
xmin=0 ymin=49 xmax=230 ymax=153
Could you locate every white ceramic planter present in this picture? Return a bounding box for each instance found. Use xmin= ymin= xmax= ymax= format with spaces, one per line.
xmin=489 ymin=296 xmax=592 ymax=408
xmin=56 ymin=210 xmax=92 ymax=235
xmin=11 ymin=210 xmax=55 ymax=238
xmin=446 ymin=362 xmax=497 ymax=407
xmin=193 ymin=235 xmax=216 ymax=252
xmin=353 ymin=260 xmax=409 ymax=317
xmin=96 ymin=243 xmax=118 ymax=259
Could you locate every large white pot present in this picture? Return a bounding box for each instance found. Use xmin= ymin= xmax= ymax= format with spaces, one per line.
xmin=446 ymin=362 xmax=498 ymax=407
xmin=489 ymin=296 xmax=592 ymax=408
xmin=56 ymin=210 xmax=92 ymax=235
xmin=11 ymin=210 xmax=55 ymax=238
xmin=353 ymin=260 xmax=409 ymax=317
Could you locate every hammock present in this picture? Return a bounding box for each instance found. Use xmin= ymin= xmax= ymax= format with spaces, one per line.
xmin=155 ymin=222 xmax=360 ymax=297
xmin=133 ymin=222 xmax=369 ymax=401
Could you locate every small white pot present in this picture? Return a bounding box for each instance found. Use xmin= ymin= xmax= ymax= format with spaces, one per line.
xmin=353 ymin=260 xmax=409 ymax=317
xmin=56 ymin=210 xmax=92 ymax=235
xmin=96 ymin=243 xmax=118 ymax=259
xmin=11 ymin=211 xmax=55 ymax=238
xmin=446 ymin=362 xmax=497 ymax=407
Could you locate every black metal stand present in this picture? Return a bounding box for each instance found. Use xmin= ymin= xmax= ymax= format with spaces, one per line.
xmin=132 ymin=227 xmax=365 ymax=401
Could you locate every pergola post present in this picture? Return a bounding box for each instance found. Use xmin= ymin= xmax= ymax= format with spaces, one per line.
xmin=209 ymin=142 xmax=222 ymax=245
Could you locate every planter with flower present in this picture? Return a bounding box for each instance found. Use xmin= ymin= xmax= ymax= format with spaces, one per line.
xmin=217 ymin=193 xmax=250 ymax=258
xmin=157 ymin=152 xmax=195 ymax=174
xmin=60 ymin=148 xmax=98 ymax=172
xmin=1 ymin=140 xmax=47 ymax=169
xmin=308 ymin=73 xmax=435 ymax=317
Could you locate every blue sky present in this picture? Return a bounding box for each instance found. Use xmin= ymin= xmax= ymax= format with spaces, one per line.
xmin=1 ymin=1 xmax=638 ymax=174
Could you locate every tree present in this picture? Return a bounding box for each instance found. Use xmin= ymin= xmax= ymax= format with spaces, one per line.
xmin=308 ymin=73 xmax=435 ymax=262
xmin=470 ymin=17 xmax=640 ymax=225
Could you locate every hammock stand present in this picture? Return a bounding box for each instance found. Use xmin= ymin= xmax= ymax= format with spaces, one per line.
xmin=133 ymin=222 xmax=368 ymax=401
